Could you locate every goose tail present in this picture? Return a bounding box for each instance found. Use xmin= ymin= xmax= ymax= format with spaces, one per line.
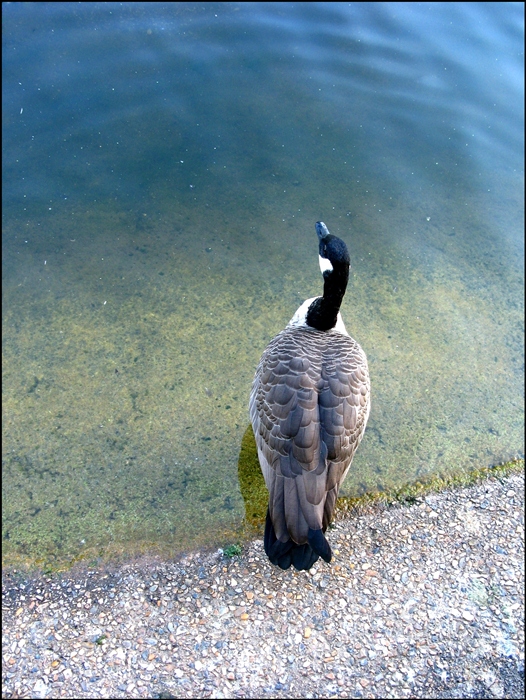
xmin=264 ymin=509 xmax=332 ymax=571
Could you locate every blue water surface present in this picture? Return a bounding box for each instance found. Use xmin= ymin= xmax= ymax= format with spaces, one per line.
xmin=2 ymin=2 xmax=524 ymax=567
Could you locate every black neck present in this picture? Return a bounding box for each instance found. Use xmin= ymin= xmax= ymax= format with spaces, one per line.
xmin=306 ymin=264 xmax=349 ymax=331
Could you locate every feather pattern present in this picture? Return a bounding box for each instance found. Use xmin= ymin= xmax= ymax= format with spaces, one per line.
xmin=249 ymin=325 xmax=370 ymax=565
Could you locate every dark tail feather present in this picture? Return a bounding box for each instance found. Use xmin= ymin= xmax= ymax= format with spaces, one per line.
xmin=264 ymin=509 xmax=293 ymax=569
xmin=291 ymin=543 xmax=319 ymax=571
xmin=263 ymin=507 xmax=278 ymax=554
xmin=308 ymin=527 xmax=332 ymax=563
xmin=264 ymin=509 xmax=328 ymax=571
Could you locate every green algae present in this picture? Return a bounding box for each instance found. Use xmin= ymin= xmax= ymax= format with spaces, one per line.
xmin=2 ymin=169 xmax=523 ymax=571
xmin=237 ymin=424 xmax=268 ymax=532
xmin=335 ymin=458 xmax=524 ymax=516
xmin=2 ymin=206 xmax=253 ymax=570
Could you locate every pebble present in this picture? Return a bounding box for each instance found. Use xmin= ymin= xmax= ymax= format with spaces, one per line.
xmin=1 ymin=471 xmax=524 ymax=699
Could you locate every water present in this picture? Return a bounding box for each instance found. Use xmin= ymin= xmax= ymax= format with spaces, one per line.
xmin=2 ymin=2 xmax=523 ymax=568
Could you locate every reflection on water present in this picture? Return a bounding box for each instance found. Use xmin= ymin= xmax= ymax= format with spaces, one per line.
xmin=2 ymin=2 xmax=523 ymax=568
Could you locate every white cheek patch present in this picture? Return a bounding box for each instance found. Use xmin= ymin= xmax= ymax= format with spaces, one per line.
xmin=319 ymin=255 xmax=333 ymax=274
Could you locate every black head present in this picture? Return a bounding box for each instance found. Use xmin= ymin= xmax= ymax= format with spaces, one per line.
xmin=316 ymin=221 xmax=351 ymax=278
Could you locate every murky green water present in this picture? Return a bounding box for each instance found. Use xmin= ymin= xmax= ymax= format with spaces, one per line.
xmin=2 ymin=2 xmax=523 ymax=568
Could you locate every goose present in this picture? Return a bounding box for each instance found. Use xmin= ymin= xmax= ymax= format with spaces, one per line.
xmin=249 ymin=221 xmax=370 ymax=571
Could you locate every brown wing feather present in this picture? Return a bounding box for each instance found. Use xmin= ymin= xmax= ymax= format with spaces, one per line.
xmin=249 ymin=326 xmax=370 ymax=546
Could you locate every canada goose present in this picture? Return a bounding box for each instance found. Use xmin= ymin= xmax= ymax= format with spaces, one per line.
xmin=249 ymin=221 xmax=370 ymax=571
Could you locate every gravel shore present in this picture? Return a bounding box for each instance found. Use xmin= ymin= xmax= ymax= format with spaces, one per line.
xmin=2 ymin=471 xmax=524 ymax=699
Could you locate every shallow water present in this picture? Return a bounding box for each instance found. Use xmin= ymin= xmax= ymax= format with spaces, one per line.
xmin=2 ymin=2 xmax=524 ymax=568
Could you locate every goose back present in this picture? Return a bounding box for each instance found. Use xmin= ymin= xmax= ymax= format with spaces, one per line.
xmin=249 ymin=324 xmax=370 ymax=559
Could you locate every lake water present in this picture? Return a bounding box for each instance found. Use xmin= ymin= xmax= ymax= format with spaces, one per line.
xmin=2 ymin=2 xmax=524 ymax=569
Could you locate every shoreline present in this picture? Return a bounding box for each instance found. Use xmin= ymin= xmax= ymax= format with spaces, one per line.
xmin=2 ymin=470 xmax=524 ymax=699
